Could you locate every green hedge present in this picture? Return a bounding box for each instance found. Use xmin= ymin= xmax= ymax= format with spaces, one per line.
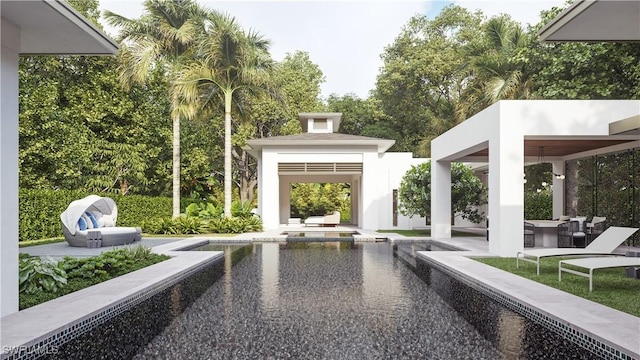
xmin=19 ymin=189 xmax=173 ymax=242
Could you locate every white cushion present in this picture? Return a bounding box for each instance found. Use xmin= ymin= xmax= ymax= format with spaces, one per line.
xmin=102 ymin=214 xmax=115 ymax=227
xmin=570 ymin=217 xmax=587 ymax=231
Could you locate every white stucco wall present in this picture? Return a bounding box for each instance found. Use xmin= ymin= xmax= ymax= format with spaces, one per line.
xmin=1 ymin=18 xmax=21 ymax=317
xmin=254 ymin=142 xmax=430 ymax=230
xmin=431 ymin=100 xmax=640 ymax=257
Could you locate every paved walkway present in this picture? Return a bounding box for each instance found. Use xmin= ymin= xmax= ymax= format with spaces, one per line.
xmin=19 ymin=237 xmax=186 ymax=259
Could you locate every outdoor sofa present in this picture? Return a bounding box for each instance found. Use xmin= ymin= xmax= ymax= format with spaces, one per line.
xmin=304 ymin=211 xmax=340 ymax=227
xmin=60 ymin=195 xmax=141 ymax=247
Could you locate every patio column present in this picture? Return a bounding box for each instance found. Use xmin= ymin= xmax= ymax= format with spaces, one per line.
xmin=1 ymin=19 xmax=20 ymax=316
xmin=488 ymin=118 xmax=524 ymax=257
xmin=261 ymin=151 xmax=279 ymax=229
xmin=431 ymin=160 xmax=451 ymax=238
xmin=552 ymin=161 xmax=565 ymax=219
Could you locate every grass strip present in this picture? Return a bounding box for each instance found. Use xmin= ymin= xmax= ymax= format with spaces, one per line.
xmin=474 ymin=256 xmax=640 ymax=317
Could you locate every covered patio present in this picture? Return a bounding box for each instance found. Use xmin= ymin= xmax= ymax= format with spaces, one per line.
xmin=430 ymin=100 xmax=640 ymax=257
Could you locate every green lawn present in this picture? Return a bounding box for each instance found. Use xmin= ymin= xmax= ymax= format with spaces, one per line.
xmin=474 ymin=257 xmax=640 ymax=317
xmin=377 ymin=229 xmax=483 ymax=237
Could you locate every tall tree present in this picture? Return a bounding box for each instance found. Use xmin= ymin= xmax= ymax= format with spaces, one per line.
xmin=374 ymin=6 xmax=483 ymax=156
xmin=104 ymin=0 xmax=211 ymax=216
xmin=457 ymin=15 xmax=534 ymax=121
xmin=173 ymin=13 xmax=274 ymax=217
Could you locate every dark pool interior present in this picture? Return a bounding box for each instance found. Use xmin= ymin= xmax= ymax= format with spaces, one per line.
xmin=47 ymin=241 xmax=600 ymax=360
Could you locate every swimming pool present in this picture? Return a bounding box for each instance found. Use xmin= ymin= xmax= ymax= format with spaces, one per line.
xmin=41 ymin=241 xmax=600 ymax=359
xmin=132 ymin=241 xmax=595 ymax=359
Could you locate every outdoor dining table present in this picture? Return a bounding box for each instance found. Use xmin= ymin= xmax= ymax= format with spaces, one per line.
xmin=525 ymin=220 xmax=567 ymax=247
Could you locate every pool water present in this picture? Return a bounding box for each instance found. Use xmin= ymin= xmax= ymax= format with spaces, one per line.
xmin=128 ymin=241 xmax=596 ymax=359
xmin=133 ymin=242 xmax=487 ymax=359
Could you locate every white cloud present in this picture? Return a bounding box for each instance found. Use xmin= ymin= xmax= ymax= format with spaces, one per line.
xmin=99 ymin=0 xmax=564 ymax=99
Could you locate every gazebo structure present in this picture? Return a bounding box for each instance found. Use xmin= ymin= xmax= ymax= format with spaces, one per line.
xmin=244 ymin=113 xmax=428 ymax=230
xmin=430 ymin=0 xmax=640 ymax=258
xmin=1 ymin=0 xmax=118 ymax=316
xmin=430 ymin=100 xmax=639 ymax=257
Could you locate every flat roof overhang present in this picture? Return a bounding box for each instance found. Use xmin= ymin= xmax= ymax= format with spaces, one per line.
xmin=539 ymin=0 xmax=640 ymax=42
xmin=609 ymin=115 xmax=640 ymax=136
xmin=1 ymin=0 xmax=118 ymax=55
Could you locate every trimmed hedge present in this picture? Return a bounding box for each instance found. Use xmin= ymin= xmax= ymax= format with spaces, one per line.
xmin=19 ymin=189 xmax=173 ymax=242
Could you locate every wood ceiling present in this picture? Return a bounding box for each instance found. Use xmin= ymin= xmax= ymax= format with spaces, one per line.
xmin=466 ymin=139 xmax=634 ymax=158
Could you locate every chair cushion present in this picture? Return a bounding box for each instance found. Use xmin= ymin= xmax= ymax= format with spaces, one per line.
xmin=571 ymin=217 xmax=587 ymax=231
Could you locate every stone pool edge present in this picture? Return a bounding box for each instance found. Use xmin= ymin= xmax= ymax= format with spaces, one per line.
xmin=0 ymin=238 xmax=224 ymax=360
xmin=417 ymin=246 xmax=640 ymax=360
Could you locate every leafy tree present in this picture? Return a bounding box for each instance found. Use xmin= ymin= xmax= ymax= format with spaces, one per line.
xmin=290 ymin=183 xmax=349 ymax=219
xmin=325 ymin=94 xmax=390 ymax=138
xmin=104 ymin=0 xmax=211 ymax=215
xmin=525 ymin=7 xmax=640 ymax=100
xmin=231 ymin=51 xmax=326 ymax=203
xmin=173 ymin=14 xmax=275 ymax=217
xmin=19 ymin=18 xmax=172 ymax=195
xmin=374 ymin=6 xmax=483 ymax=156
xmin=398 ymin=162 xmax=487 ymax=223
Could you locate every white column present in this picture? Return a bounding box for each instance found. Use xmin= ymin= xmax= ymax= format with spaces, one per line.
xmin=1 ymin=18 xmax=20 ymax=316
xmin=361 ymin=152 xmax=378 ymax=230
xmin=488 ymin=117 xmax=524 ymax=257
xmin=279 ymin=179 xmax=289 ymax=225
xmin=431 ymin=160 xmax=451 ymax=238
xmin=551 ymin=161 xmax=565 ymax=219
xmin=261 ymin=151 xmax=280 ymax=229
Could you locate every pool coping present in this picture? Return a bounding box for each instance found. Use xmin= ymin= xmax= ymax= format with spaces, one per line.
xmin=417 ymin=237 xmax=640 ymax=360
xmin=0 ymin=238 xmax=226 ymax=359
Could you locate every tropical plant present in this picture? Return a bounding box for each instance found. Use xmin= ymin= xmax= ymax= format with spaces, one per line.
xmin=231 ymin=200 xmax=254 ymax=218
xmin=185 ymin=202 xmax=222 ymax=219
xmin=19 ymin=256 xmax=67 ymax=294
xmin=457 ymin=15 xmax=534 ymax=121
xmin=104 ymin=0 xmax=213 ymax=217
xmin=398 ymin=161 xmax=487 ymax=224
xmin=173 ymin=13 xmax=274 ymax=218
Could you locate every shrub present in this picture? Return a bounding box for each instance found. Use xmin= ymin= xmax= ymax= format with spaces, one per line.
xmin=185 ymin=202 xmax=222 ymax=219
xmin=19 ymin=255 xmax=67 ymax=294
xmin=19 ymin=189 xmax=171 ymax=241
xmin=524 ymin=188 xmax=553 ymax=220
xmin=208 ymin=216 xmax=262 ymax=233
xmin=231 ymin=200 xmax=254 ymax=218
xmin=20 ymin=246 xmax=169 ymax=309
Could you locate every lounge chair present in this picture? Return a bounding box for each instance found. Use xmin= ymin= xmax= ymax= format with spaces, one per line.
xmin=559 ymin=257 xmax=640 ymax=291
xmin=516 ymin=226 xmax=639 ymax=275
xmin=60 ymin=195 xmax=141 ymax=247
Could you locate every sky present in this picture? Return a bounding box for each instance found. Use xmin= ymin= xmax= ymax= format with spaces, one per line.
xmin=98 ymin=0 xmax=565 ymax=99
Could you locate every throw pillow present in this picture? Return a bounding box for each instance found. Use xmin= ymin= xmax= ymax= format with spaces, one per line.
xmin=82 ymin=214 xmax=93 ymax=229
xmin=102 ymin=214 xmax=115 ymax=227
xmin=85 ymin=212 xmax=99 ymax=228
xmin=78 ymin=217 xmax=88 ymax=231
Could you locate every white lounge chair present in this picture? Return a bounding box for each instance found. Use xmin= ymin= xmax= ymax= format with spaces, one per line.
xmin=516 ymin=226 xmax=639 ymax=275
xmin=559 ymin=257 xmax=640 ymax=291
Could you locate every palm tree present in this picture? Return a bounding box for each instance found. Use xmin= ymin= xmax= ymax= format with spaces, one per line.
xmin=104 ymin=0 xmax=212 ymax=217
xmin=457 ymin=16 xmax=534 ymax=121
xmin=173 ymin=14 xmax=274 ymax=218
